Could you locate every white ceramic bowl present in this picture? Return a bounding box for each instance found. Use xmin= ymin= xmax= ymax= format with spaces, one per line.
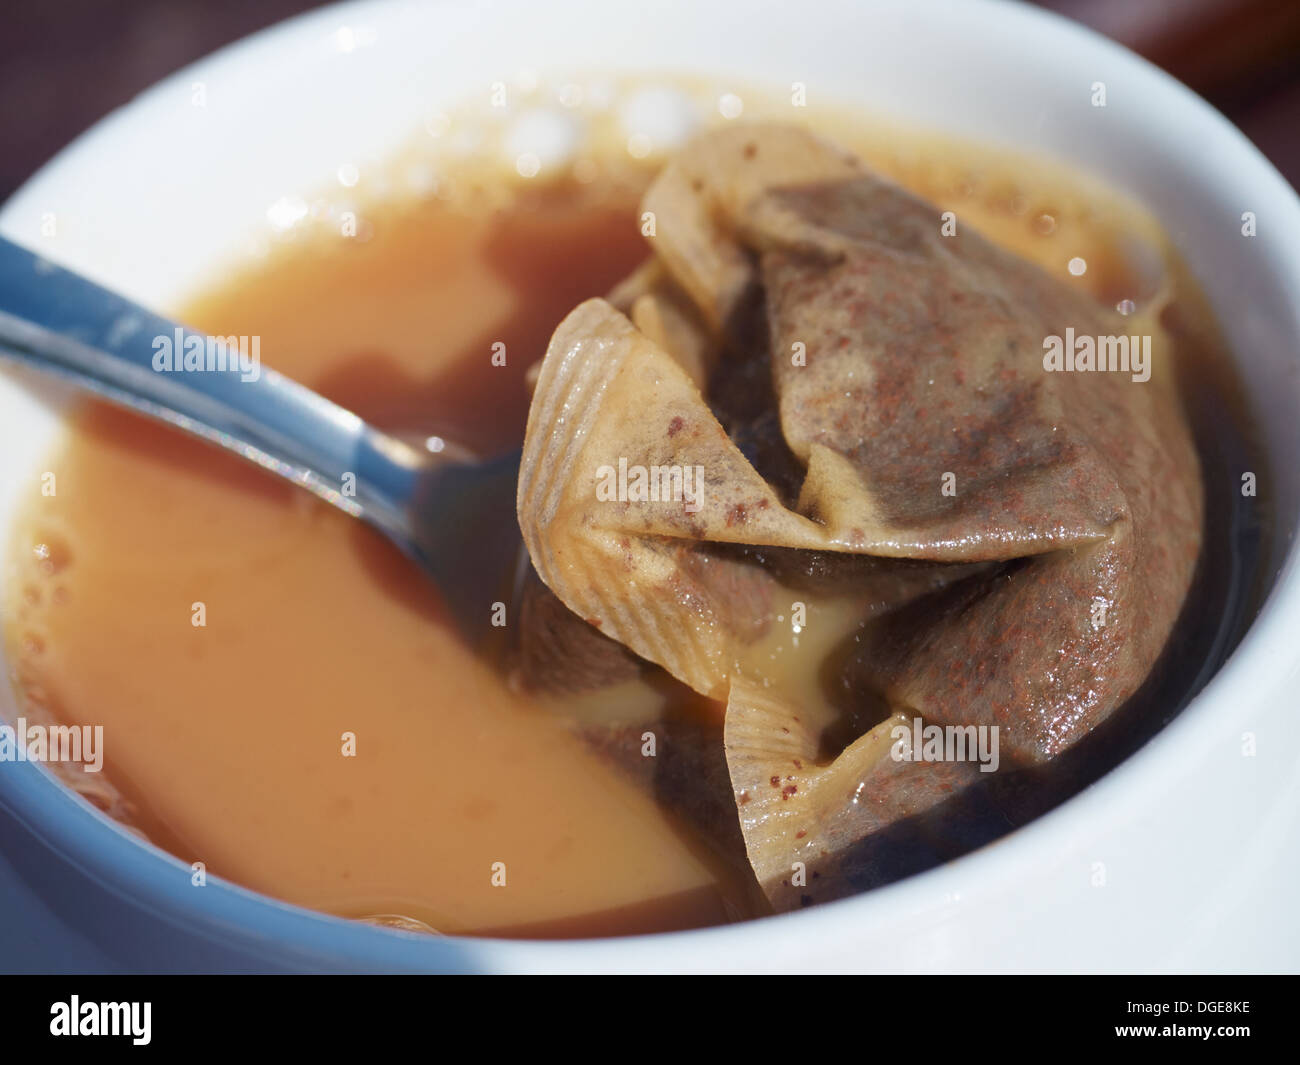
xmin=1 ymin=0 xmax=1297 ymax=972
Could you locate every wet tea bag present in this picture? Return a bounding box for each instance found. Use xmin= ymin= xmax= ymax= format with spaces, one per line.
xmin=517 ymin=124 xmax=1202 ymax=908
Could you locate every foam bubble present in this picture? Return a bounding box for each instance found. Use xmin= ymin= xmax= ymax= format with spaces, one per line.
xmin=718 ymin=93 xmax=744 ymax=120
xmin=503 ymin=107 xmax=584 ymax=175
xmin=618 ymin=86 xmax=701 ymax=153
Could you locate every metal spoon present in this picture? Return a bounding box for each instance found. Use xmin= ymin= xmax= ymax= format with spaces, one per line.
xmin=0 ymin=236 xmax=522 ymax=647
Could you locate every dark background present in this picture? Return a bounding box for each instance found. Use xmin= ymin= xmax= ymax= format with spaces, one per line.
xmin=0 ymin=0 xmax=1298 ymax=199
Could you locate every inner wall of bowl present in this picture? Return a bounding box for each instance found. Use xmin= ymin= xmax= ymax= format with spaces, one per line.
xmin=0 ymin=373 xmax=70 ymax=726
xmin=0 ymin=0 xmax=1296 ymax=968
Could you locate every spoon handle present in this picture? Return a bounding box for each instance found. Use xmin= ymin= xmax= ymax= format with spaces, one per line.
xmin=0 ymin=236 xmax=420 ymax=543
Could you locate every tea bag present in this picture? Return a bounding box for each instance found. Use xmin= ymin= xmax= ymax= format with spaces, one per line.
xmin=516 ymin=124 xmax=1202 ymax=908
